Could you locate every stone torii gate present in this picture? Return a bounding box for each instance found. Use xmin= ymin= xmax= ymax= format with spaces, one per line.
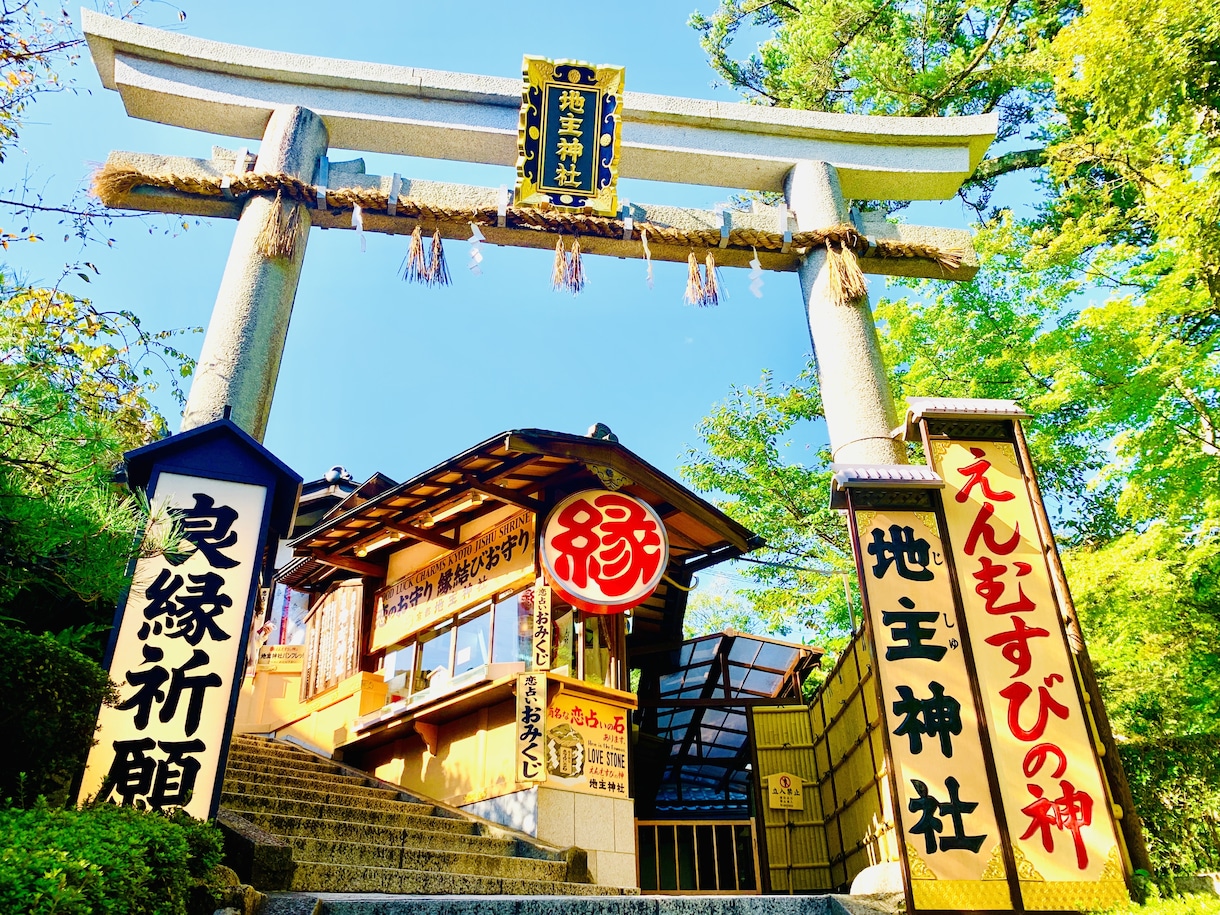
xmin=82 ymin=10 xmax=994 ymax=466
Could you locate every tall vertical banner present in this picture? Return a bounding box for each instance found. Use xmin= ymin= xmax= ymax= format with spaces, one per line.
xmin=847 ymin=483 xmax=1015 ymax=912
xmin=919 ymin=411 xmax=1128 ymax=910
xmin=516 ymin=671 xmax=548 ymax=784
xmin=77 ymin=420 xmax=300 ymax=820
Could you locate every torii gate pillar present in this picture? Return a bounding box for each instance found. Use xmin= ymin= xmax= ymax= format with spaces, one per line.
xmin=786 ymin=160 xmax=905 ymax=466
xmin=180 ymin=106 xmax=328 ymax=441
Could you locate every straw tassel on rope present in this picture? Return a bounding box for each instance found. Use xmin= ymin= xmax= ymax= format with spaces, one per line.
xmin=255 ymin=189 xmax=301 ymax=259
xmin=427 ymin=230 xmax=451 ymax=286
xmin=640 ymin=226 xmax=654 ymax=288
xmin=702 ymin=251 xmax=720 ymax=307
xmin=552 ymin=237 xmax=567 ymax=291
xmin=824 ymin=241 xmax=868 ymax=306
xmin=403 ymin=225 xmax=427 ymax=284
xmin=564 ymin=239 xmax=584 ymax=295
xmin=683 ymin=251 xmax=704 ymax=306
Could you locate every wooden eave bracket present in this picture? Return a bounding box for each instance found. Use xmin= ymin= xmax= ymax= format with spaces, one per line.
xmin=311 ymin=549 xmax=385 ymax=578
xmin=412 ymin=720 xmax=439 ymax=756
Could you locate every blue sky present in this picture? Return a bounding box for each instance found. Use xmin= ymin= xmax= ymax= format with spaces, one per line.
xmin=10 ymin=1 xmax=964 ymax=497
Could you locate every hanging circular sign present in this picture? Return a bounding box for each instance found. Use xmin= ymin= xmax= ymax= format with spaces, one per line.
xmin=540 ymin=489 xmax=669 ymax=615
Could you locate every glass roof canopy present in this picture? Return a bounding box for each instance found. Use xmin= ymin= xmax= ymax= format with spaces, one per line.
xmin=636 ymin=631 xmax=820 ymax=818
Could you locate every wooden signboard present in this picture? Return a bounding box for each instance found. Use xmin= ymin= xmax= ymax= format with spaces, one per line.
xmin=516 ymin=56 xmax=624 ymax=215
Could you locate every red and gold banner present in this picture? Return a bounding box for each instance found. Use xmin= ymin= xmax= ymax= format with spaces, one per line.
xmin=929 ymin=438 xmax=1127 ymax=911
xmin=852 ymin=505 xmax=1014 ymax=911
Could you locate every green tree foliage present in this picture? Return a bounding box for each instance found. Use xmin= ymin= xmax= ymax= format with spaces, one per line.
xmin=0 ymin=624 xmax=115 ymax=805
xmin=0 ymin=3 xmax=194 ymax=650
xmin=1119 ymin=736 xmax=1220 ymax=878
xmin=681 ymin=367 xmax=858 ymax=643
xmin=683 ymin=0 xmax=1220 ymax=736
xmin=0 ymin=275 xmax=193 ymax=647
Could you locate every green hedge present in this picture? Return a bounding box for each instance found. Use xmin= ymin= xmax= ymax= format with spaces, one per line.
xmin=1120 ymin=736 xmax=1220 ymax=878
xmin=0 ymin=623 xmax=115 ymax=805
xmin=0 ymin=802 xmax=223 ymax=915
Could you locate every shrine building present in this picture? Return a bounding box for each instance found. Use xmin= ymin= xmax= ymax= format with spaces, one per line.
xmin=237 ymin=426 xmax=835 ymax=892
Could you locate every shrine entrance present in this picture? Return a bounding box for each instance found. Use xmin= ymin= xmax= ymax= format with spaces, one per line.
xmin=79 ymin=11 xmax=1148 ymax=912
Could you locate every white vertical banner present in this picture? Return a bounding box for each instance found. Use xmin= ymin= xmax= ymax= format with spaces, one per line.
xmin=530 ymin=579 xmax=552 ymax=671
xmin=78 ymin=473 xmax=268 ymax=819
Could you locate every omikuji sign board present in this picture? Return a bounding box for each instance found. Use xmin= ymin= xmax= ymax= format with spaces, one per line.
xmin=372 ymin=510 xmax=534 ymax=652
xmin=516 ymin=671 xmax=547 ymax=784
xmin=850 ymin=502 xmax=1014 ymax=911
xmin=516 ymin=56 xmax=624 ymax=215
xmin=79 ymin=420 xmax=300 ymax=820
xmin=529 ymin=580 xmax=552 ymax=671
xmin=928 ymin=437 xmax=1127 ymax=911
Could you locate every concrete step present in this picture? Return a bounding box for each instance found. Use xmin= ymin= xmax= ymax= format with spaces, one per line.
xmin=263 ymin=895 xmax=844 ymax=915
xmin=226 ymin=752 xmax=348 ymax=778
xmin=227 ymin=810 xmax=512 ymax=855
xmin=221 ymin=792 xmax=444 ymax=822
xmin=284 ymin=838 xmax=571 ymax=882
xmin=223 ymin=766 xmax=373 ymax=794
xmin=289 ymin=862 xmax=630 ymax=896
xmin=224 ymin=804 xmax=479 ymax=837
xmin=223 ymin=776 xmax=403 ymax=806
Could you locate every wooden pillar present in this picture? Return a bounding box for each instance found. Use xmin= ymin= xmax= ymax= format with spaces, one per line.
xmin=785 ymin=160 xmax=905 ymax=466
xmin=180 ymin=105 xmax=329 ymax=441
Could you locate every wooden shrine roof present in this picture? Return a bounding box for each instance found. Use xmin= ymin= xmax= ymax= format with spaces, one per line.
xmin=280 ymin=428 xmax=762 ymax=652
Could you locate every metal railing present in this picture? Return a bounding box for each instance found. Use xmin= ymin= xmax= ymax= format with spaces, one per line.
xmin=636 ymin=819 xmax=760 ymax=893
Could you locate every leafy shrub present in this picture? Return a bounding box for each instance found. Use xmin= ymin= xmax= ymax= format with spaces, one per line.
xmin=1120 ymin=736 xmax=1220 ymax=879
xmin=0 ymin=801 xmax=223 ymax=915
xmin=0 ymin=623 xmax=116 ymax=805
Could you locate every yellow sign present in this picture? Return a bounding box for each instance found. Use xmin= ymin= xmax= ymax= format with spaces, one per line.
xmin=930 ymin=439 xmax=1127 ymax=911
xmin=516 ymin=672 xmax=547 ymax=783
xmin=545 ymin=690 xmax=629 ymax=798
xmin=516 ymin=56 xmax=624 ymax=215
xmin=854 ymin=506 xmax=1014 ymax=911
xmin=372 ymin=511 xmax=534 ymax=651
xmin=256 ymin=644 xmax=304 ymax=672
xmin=767 ymin=772 xmax=805 ymax=810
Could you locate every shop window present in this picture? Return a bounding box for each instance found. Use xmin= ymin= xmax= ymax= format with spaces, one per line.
xmin=552 ymin=606 xmax=575 ymax=677
xmin=548 ymin=597 xmax=626 ymax=690
xmin=417 ymin=622 xmax=453 ymax=692
xmin=384 ymin=642 xmax=416 ymax=702
xmin=453 ymin=604 xmax=491 ymax=677
xmin=582 ymin=613 xmax=617 ymax=688
xmin=493 ymin=589 xmax=531 ymax=664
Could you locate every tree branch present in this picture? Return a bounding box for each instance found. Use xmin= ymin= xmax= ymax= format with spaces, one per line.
xmin=969 ymin=147 xmax=1048 ymax=182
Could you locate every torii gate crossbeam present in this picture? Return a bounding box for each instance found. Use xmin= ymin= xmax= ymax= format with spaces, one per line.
xmin=82 ymin=11 xmax=998 ymax=465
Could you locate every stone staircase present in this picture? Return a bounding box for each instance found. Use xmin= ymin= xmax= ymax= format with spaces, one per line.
xmin=221 ymin=734 xmax=631 ymax=896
